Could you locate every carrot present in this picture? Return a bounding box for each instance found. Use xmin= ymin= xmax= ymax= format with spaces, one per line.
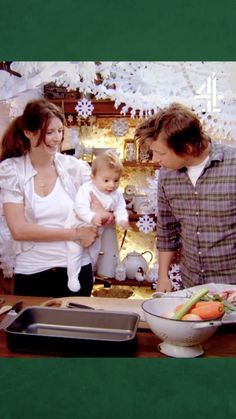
xmin=190 ymin=301 xmax=224 ymax=320
xmin=173 ymin=289 xmax=209 ymax=320
xmin=195 ymin=301 xmax=214 ymax=308
xmin=174 ymin=300 xmax=222 ymax=314
xmin=174 ymin=301 xmax=211 ymax=313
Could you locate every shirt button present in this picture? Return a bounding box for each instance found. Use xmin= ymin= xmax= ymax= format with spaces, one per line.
xmin=198 ymin=251 xmax=202 ymax=255
xmin=197 ymin=231 xmax=200 ymax=235
xmin=195 ymin=191 xmax=198 ymax=195
xmin=201 ymin=269 xmax=204 ymax=273
xmin=196 ymin=211 xmax=199 ymax=215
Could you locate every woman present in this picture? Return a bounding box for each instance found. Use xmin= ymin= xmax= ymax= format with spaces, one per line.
xmin=0 ymin=99 xmax=98 ymax=297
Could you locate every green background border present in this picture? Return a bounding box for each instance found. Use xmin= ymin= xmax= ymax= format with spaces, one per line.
xmin=1 ymin=358 xmax=236 ymax=418
xmin=1 ymin=0 xmax=236 ymax=418
xmin=1 ymin=0 xmax=236 ymax=60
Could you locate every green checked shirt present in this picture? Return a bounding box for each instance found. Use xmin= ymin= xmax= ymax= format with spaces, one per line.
xmin=157 ymin=140 xmax=236 ymax=287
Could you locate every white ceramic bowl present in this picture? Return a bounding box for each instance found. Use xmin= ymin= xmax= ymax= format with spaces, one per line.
xmin=142 ymin=297 xmax=219 ymax=358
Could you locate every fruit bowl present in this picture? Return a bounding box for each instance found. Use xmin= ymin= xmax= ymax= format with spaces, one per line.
xmin=142 ymin=297 xmax=219 ymax=358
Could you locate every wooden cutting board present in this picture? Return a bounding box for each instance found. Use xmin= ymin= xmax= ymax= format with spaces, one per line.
xmin=42 ymin=296 xmax=149 ymax=329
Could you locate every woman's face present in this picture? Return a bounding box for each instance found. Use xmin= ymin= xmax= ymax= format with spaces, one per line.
xmin=32 ymin=117 xmax=64 ymax=155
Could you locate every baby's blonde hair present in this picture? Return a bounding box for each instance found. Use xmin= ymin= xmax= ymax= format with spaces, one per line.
xmin=92 ymin=150 xmax=123 ymax=176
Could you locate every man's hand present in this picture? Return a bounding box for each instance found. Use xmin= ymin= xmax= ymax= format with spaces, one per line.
xmin=156 ymin=276 xmax=173 ymax=292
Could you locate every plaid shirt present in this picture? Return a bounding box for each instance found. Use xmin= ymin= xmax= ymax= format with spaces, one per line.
xmin=157 ymin=141 xmax=236 ymax=287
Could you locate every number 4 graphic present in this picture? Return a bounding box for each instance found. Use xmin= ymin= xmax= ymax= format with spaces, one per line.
xmin=195 ymin=72 xmax=224 ymax=113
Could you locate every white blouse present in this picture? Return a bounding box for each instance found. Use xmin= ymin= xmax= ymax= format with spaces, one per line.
xmin=0 ymin=152 xmax=91 ymax=274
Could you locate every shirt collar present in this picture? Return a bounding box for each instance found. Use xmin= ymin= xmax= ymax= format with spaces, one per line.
xmin=24 ymin=152 xmax=64 ymax=182
xmin=208 ymin=140 xmax=224 ymax=163
xmin=179 ymin=140 xmax=223 ymax=173
xmin=24 ymin=153 xmax=37 ymax=182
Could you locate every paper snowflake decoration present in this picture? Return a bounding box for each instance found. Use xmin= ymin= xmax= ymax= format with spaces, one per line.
xmin=136 ymin=214 xmax=156 ymax=234
xmin=168 ymin=263 xmax=183 ymax=291
xmin=75 ymin=98 xmax=94 ymax=117
xmin=95 ymin=61 xmax=235 ymax=119
xmin=76 ymin=115 xmax=82 ymax=125
xmin=112 ymin=119 xmax=129 ymax=137
xmin=8 ymin=101 xmax=25 ymax=119
xmin=53 ymin=62 xmax=101 ymax=94
xmin=67 ymin=114 xmax=74 ymax=124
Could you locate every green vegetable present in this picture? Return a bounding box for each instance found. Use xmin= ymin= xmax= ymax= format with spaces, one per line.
xmin=200 ymin=293 xmax=236 ymax=313
xmin=222 ymin=300 xmax=236 ymax=312
xmin=173 ymin=289 xmax=209 ymax=320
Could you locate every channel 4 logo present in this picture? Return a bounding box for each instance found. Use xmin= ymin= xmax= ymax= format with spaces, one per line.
xmin=194 ymin=72 xmax=224 ymax=113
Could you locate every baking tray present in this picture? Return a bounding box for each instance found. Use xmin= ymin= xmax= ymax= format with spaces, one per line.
xmin=4 ymin=306 xmax=140 ymax=357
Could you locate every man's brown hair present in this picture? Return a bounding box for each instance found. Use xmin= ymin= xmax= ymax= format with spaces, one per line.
xmin=135 ymin=102 xmax=209 ymax=156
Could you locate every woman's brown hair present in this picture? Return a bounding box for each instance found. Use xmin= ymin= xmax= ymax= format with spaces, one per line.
xmin=0 ymin=99 xmax=66 ymax=161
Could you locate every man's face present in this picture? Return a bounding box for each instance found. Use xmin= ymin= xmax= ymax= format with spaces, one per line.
xmin=149 ymin=133 xmax=187 ymax=170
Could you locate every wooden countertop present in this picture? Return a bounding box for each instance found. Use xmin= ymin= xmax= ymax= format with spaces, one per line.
xmin=1 ymin=294 xmax=236 ymax=358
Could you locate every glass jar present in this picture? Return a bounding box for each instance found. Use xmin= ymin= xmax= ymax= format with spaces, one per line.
xmin=123 ymin=139 xmax=137 ymax=162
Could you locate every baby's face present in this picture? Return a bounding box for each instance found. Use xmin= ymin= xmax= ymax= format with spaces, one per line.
xmin=93 ymin=167 xmax=121 ymax=194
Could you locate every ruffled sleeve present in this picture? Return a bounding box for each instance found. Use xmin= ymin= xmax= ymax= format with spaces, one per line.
xmin=74 ymin=158 xmax=91 ymax=185
xmin=68 ymin=157 xmax=91 ymax=187
xmin=60 ymin=154 xmax=91 ymax=188
xmin=0 ymin=159 xmax=24 ymax=204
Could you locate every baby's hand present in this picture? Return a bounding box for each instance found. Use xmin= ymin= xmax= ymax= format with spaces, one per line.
xmin=102 ymin=212 xmax=114 ymax=226
xmin=118 ymin=220 xmax=130 ymax=230
xmin=92 ymin=214 xmax=103 ymax=227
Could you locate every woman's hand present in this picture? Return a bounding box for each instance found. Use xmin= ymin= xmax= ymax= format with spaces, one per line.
xmin=74 ymin=226 xmax=98 ymax=247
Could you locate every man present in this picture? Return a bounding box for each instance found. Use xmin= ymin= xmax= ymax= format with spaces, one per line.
xmin=135 ymin=102 xmax=236 ymax=291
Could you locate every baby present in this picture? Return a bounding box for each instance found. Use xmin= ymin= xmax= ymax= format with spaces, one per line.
xmin=65 ymin=150 xmax=129 ymax=292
